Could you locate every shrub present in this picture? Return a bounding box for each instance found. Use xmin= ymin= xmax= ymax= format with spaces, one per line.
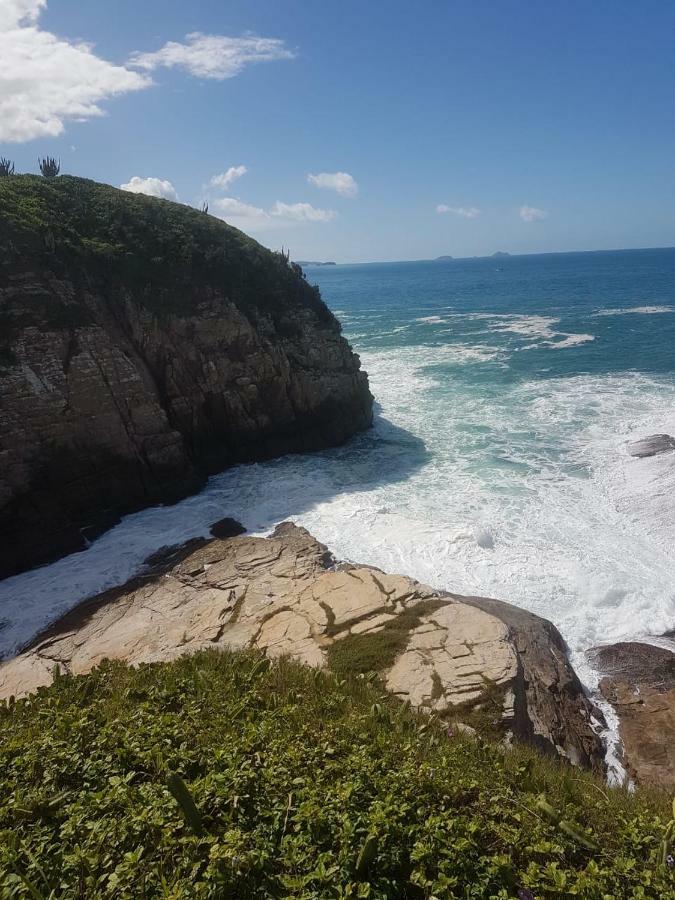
xmin=0 ymin=158 xmax=14 ymax=177
xmin=0 ymin=648 xmax=672 ymax=898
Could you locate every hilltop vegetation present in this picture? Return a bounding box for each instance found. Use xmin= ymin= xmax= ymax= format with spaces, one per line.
xmin=0 ymin=649 xmax=672 ymax=898
xmin=0 ymin=174 xmax=329 ymax=323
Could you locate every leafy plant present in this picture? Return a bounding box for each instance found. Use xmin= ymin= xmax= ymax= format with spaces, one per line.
xmin=0 ymin=158 xmax=14 ymax=177
xmin=0 ymin=648 xmax=672 ymax=897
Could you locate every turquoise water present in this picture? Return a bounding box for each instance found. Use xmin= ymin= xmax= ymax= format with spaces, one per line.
xmin=1 ymin=249 xmax=674 ymax=686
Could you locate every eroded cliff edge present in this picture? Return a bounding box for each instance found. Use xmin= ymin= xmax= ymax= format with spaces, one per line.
xmin=0 ymin=176 xmax=372 ymax=577
xmin=0 ymin=523 xmax=606 ymax=773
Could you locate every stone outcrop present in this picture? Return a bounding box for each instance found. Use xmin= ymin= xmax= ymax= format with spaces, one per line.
xmin=0 ymin=177 xmax=372 ymax=577
xmin=0 ymin=522 xmax=605 ymax=771
xmin=588 ymin=641 xmax=675 ymax=788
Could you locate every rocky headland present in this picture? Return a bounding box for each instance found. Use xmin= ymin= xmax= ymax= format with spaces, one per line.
xmin=0 ymin=176 xmax=372 ymax=578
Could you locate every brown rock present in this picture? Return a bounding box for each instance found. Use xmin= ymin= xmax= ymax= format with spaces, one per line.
xmin=0 ymin=522 xmax=604 ymax=771
xmin=0 ymin=178 xmax=372 ymax=577
xmin=588 ymin=641 xmax=675 ymax=788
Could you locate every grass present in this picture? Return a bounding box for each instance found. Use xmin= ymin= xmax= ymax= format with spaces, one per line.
xmin=326 ymin=599 xmax=447 ymax=678
xmin=0 ymin=648 xmax=672 ymax=898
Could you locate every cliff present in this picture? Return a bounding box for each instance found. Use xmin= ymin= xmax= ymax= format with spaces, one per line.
xmin=0 ymin=176 xmax=372 ymax=577
xmin=0 ymin=523 xmax=605 ymax=772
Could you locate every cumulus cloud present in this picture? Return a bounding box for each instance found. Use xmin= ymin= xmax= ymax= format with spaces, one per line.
xmin=130 ymin=33 xmax=294 ymax=80
xmin=270 ymin=201 xmax=335 ymax=222
xmin=436 ymin=204 xmax=481 ymax=219
xmin=307 ymin=171 xmax=358 ymax=198
xmin=519 ymin=205 xmax=548 ymax=222
xmin=213 ymin=196 xmax=335 ymax=231
xmin=120 ymin=176 xmax=178 ymax=201
xmin=0 ymin=0 xmax=150 ymax=142
xmin=209 ymin=165 xmax=248 ymax=189
xmin=0 ymin=3 xmax=295 ymax=142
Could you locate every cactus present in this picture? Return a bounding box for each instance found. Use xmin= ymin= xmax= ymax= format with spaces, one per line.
xmin=201 ymin=201 xmax=209 ymax=214
xmin=0 ymin=158 xmax=14 ymax=176
xmin=536 ymin=795 xmax=600 ymax=852
xmin=659 ymin=798 xmax=675 ymax=868
xmin=355 ymin=833 xmax=378 ymax=876
xmin=38 ymin=156 xmax=60 ymax=178
xmin=166 ymin=772 xmax=204 ymax=835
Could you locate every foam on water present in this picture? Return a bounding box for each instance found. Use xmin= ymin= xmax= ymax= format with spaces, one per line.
xmin=2 ymin=344 xmax=673 ymax=667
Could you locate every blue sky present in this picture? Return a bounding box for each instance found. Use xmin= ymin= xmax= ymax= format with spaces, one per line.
xmin=2 ymin=0 xmax=675 ymax=262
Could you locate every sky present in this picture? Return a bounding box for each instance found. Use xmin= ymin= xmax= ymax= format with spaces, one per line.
xmin=1 ymin=0 xmax=675 ymax=263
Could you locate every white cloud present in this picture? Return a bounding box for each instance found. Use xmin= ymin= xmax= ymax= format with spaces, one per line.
xmin=0 ymin=0 xmax=150 ymax=142
xmin=130 ymin=33 xmax=294 ymax=80
xmin=307 ymin=171 xmax=358 ymax=198
xmin=271 ymin=201 xmax=335 ymax=222
xmin=436 ymin=204 xmax=481 ymax=219
xmin=120 ymin=176 xmax=178 ymax=201
xmin=0 ymin=5 xmax=294 ymax=143
xmin=214 ymin=197 xmax=268 ymax=222
xmin=0 ymin=0 xmax=44 ymax=29
xmin=213 ymin=196 xmax=335 ymax=231
xmin=519 ymin=205 xmax=548 ymax=222
xmin=209 ymin=165 xmax=248 ymax=189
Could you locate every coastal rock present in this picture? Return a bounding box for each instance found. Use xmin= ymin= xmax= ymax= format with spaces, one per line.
xmin=0 ymin=177 xmax=372 ymax=578
xmin=588 ymin=641 xmax=675 ymax=788
xmin=626 ymin=434 xmax=675 ymax=458
xmin=0 ymin=523 xmax=605 ymax=771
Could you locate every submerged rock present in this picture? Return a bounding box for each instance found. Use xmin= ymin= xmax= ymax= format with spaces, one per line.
xmin=0 ymin=522 xmax=605 ymax=771
xmin=0 ymin=177 xmax=372 ymax=578
xmin=626 ymin=434 xmax=675 ymax=458
xmin=588 ymin=641 xmax=675 ymax=788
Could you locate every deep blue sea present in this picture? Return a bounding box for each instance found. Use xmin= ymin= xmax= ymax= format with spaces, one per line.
xmin=1 ymin=249 xmax=674 ymax=692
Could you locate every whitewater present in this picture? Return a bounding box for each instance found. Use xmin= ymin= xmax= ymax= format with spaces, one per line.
xmin=1 ymin=249 xmax=674 ymax=704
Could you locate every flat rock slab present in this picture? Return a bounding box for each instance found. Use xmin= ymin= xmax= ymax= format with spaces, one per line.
xmin=0 ymin=522 xmax=604 ymax=771
xmin=588 ymin=642 xmax=675 ymax=788
xmin=627 ymin=434 xmax=675 ymax=458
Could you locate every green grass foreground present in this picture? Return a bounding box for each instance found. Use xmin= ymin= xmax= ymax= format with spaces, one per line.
xmin=0 ymin=649 xmax=672 ymax=898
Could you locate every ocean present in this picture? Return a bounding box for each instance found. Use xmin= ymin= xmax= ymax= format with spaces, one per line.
xmin=1 ymin=248 xmax=674 ymax=694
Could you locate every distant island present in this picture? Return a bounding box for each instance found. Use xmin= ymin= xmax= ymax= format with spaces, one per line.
xmin=435 ymin=255 xmax=454 ymax=261
xmin=296 ymin=260 xmax=337 ymax=267
xmin=491 ymin=251 xmax=511 ymax=258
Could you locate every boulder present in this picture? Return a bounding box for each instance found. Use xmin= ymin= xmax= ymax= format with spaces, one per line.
xmin=0 ymin=523 xmax=605 ymax=771
xmin=588 ymin=641 xmax=675 ymax=788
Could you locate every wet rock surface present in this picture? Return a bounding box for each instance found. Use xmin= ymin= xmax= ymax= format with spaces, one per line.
xmin=0 ymin=522 xmax=605 ymax=771
xmin=588 ymin=641 xmax=675 ymax=788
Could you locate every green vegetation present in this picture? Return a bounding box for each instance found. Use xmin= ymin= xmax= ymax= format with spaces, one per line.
xmin=0 ymin=175 xmax=331 ymax=325
xmin=0 ymin=649 xmax=672 ymax=898
xmin=0 ymin=159 xmax=14 ymax=177
xmin=326 ymin=599 xmax=446 ymax=677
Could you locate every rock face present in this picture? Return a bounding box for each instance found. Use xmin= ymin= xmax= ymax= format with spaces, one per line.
xmin=626 ymin=434 xmax=675 ymax=458
xmin=588 ymin=642 xmax=675 ymax=788
xmin=0 ymin=177 xmax=372 ymax=577
xmin=0 ymin=523 xmax=605 ymax=771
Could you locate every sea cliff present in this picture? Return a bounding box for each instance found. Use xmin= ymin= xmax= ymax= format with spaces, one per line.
xmin=0 ymin=176 xmax=372 ymax=577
